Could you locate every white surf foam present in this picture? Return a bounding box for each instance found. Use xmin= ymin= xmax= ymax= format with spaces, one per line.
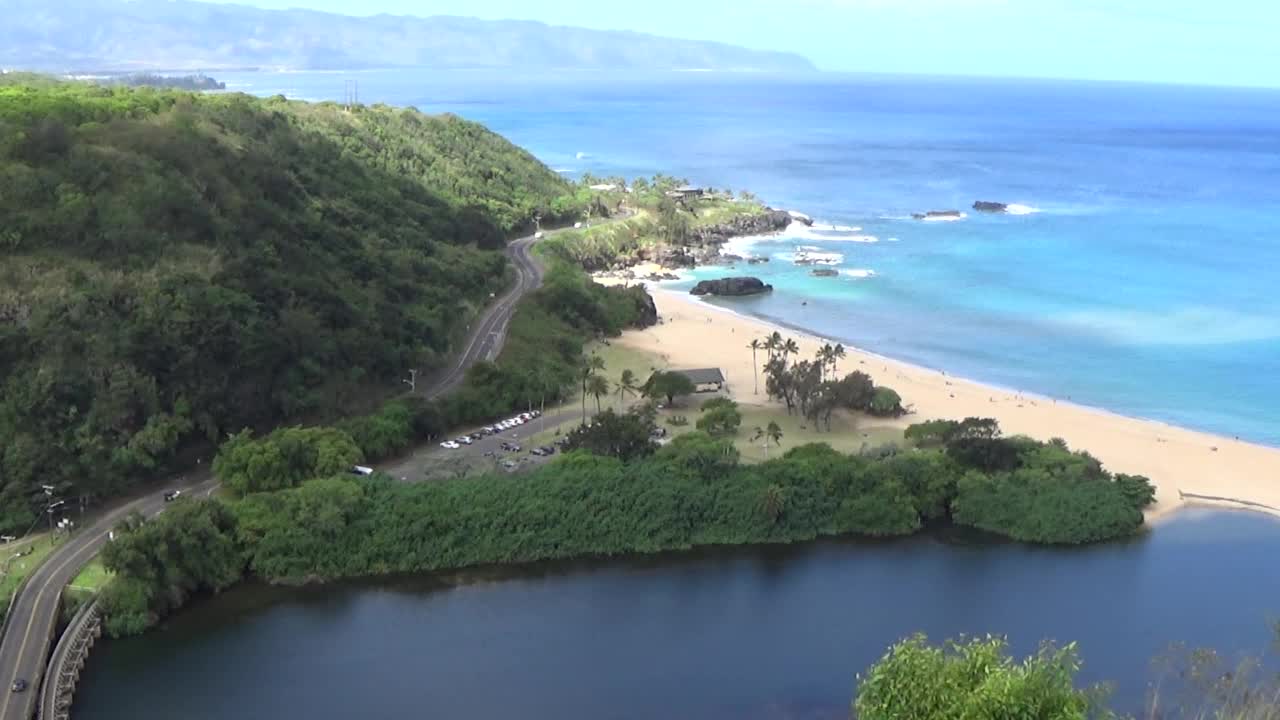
xmin=922 ymin=212 xmax=967 ymax=223
xmin=1004 ymin=203 xmax=1040 ymax=216
xmin=841 ymin=269 xmax=877 ymax=279
xmin=784 ymin=224 xmax=877 ymax=243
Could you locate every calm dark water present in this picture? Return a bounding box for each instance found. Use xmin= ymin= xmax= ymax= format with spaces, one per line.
xmin=76 ymin=510 xmax=1280 ymax=719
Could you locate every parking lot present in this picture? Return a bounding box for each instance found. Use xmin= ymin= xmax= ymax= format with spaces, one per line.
xmin=382 ymin=407 xmax=585 ymax=482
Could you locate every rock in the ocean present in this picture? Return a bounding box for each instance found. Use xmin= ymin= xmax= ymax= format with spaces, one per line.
xmin=912 ymin=210 xmax=964 ymax=220
xmin=689 ymin=277 xmax=774 ymax=297
xmin=811 ymin=268 xmax=839 ymax=277
xmin=747 ymin=256 xmax=770 ymax=264
xmin=787 ymin=210 xmax=814 ymax=226
xmin=973 ymin=201 xmax=1008 ymax=213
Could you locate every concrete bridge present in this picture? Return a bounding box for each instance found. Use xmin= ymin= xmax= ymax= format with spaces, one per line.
xmin=38 ymin=600 xmax=101 ymax=720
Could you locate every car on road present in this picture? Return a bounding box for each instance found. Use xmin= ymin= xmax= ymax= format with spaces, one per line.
xmin=440 ymin=441 xmax=461 ymax=450
xmin=456 ymin=436 xmax=473 ymax=445
xmin=11 ymin=678 xmax=28 ymax=693
xmin=163 ymin=490 xmax=182 ymax=502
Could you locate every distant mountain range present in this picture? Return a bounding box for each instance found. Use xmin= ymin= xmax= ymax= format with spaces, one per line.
xmin=0 ymin=0 xmax=816 ymax=73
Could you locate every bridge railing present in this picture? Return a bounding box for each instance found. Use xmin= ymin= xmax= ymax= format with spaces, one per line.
xmin=38 ymin=597 xmax=100 ymax=720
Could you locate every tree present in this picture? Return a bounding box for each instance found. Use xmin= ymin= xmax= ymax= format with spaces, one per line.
xmin=752 ymin=421 xmax=784 ymax=459
xmin=642 ymin=371 xmax=696 ymax=406
xmin=783 ymin=338 xmax=800 ymax=366
xmin=587 ymin=374 xmax=610 ymax=414
xmin=580 ymin=354 xmax=606 ymax=423
xmin=765 ymin=331 xmax=783 ymax=362
xmin=696 ymin=397 xmax=742 ymax=437
xmin=747 ymin=339 xmax=764 ymax=394
xmin=563 ymin=408 xmax=657 ymax=461
xmin=656 ymin=431 xmax=739 ymax=480
xmin=615 ymin=369 xmax=639 ymax=407
xmin=868 ymin=387 xmax=904 ymax=417
xmin=831 ymin=343 xmax=846 ymax=376
xmin=854 ymin=634 xmax=1110 ymax=720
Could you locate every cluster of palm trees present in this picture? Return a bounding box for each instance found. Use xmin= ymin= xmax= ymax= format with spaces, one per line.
xmin=578 ymin=355 xmax=643 ymax=424
xmin=747 ymin=332 xmax=847 ymax=394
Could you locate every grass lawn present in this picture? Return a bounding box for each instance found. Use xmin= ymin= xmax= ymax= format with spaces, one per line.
xmin=689 ymin=198 xmax=766 ymax=227
xmin=68 ymin=558 xmax=112 ymax=593
xmin=1 ymin=534 xmax=58 ymax=616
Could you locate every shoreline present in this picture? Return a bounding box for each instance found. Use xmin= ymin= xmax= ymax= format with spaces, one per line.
xmin=604 ymin=281 xmax=1280 ymax=524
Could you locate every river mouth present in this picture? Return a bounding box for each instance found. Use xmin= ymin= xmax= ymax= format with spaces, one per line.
xmin=75 ymin=509 xmax=1280 ymax=720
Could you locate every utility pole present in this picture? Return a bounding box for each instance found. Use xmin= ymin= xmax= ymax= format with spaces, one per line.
xmin=403 ymin=369 xmax=417 ymax=393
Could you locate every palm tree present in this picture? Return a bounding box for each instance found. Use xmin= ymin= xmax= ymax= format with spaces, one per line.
xmin=832 ymin=343 xmax=847 ymax=377
xmin=748 ymin=339 xmax=764 ymax=395
xmin=817 ymin=344 xmax=834 ymax=381
xmin=580 ymin=354 xmax=606 ymax=424
xmin=752 ymin=421 xmax=785 ymax=459
xmin=616 ymin=369 xmax=639 ymax=407
xmin=783 ymin=339 xmax=800 ymax=367
xmin=766 ymin=331 xmax=784 ymax=362
xmin=587 ymin=375 xmax=610 ymax=414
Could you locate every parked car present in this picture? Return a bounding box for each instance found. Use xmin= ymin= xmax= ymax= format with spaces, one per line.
xmin=530 ymin=447 xmax=547 ymax=457
xmin=162 ymin=490 xmax=182 ymax=502
xmin=11 ymin=679 xmax=28 ymax=693
xmin=349 ymin=465 xmax=374 ymax=476
xmin=457 ymin=436 xmax=473 ymax=445
xmin=541 ymin=446 xmax=557 ymax=456
xmin=501 ymin=460 xmax=518 ymax=470
xmin=469 ymin=432 xmax=483 ymax=441
xmin=440 ymin=441 xmax=461 ymax=450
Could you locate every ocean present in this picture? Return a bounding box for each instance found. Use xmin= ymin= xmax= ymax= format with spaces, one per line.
xmin=218 ymin=69 xmax=1280 ymax=444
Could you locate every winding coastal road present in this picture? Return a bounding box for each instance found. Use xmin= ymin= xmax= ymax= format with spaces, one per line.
xmin=0 ymin=230 xmax=550 ymax=720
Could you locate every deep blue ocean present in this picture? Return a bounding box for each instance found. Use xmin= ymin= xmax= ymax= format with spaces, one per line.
xmin=219 ymin=70 xmax=1280 ymax=444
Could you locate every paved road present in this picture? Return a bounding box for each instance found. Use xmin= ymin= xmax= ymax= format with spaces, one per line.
xmin=423 ymin=232 xmax=545 ymax=397
xmin=0 ymin=230 xmax=552 ymax=720
xmin=0 ymin=474 xmax=219 ymax=720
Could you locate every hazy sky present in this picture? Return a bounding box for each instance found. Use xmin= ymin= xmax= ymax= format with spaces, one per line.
xmin=209 ymin=0 xmax=1280 ymax=87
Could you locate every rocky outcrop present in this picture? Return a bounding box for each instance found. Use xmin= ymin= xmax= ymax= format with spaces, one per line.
xmin=912 ymin=210 xmax=964 ymax=220
xmin=811 ymin=268 xmax=839 ymax=277
xmin=634 ymin=290 xmax=659 ymax=327
xmin=747 ymin=257 xmax=769 ymax=265
xmin=689 ymin=277 xmax=773 ymax=297
xmin=690 ymin=210 xmax=793 ymax=246
xmin=973 ymin=201 xmax=1008 ymax=213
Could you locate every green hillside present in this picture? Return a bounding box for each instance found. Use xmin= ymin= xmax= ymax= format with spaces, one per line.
xmin=0 ymin=79 xmax=574 ymax=530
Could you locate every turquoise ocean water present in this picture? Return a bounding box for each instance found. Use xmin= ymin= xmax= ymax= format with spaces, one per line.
xmin=220 ymin=70 xmax=1280 ymax=444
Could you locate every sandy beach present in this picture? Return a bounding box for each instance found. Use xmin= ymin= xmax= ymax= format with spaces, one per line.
xmin=608 ymin=282 xmax=1280 ymax=522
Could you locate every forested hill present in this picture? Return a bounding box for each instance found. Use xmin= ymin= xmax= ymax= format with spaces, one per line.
xmin=0 ymin=0 xmax=816 ymax=73
xmin=0 ymin=78 xmax=575 ymax=530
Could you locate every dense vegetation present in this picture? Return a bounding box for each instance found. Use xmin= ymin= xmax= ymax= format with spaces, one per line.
xmin=756 ymin=334 xmax=906 ymax=426
xmin=99 ymin=409 xmax=1154 ymax=635
xmin=853 ymin=630 xmax=1280 ymax=720
xmin=537 ymin=174 xmax=768 ymax=271
xmin=0 ymin=78 xmax=583 ymax=532
xmin=854 ymin=634 xmax=1113 ymax=719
